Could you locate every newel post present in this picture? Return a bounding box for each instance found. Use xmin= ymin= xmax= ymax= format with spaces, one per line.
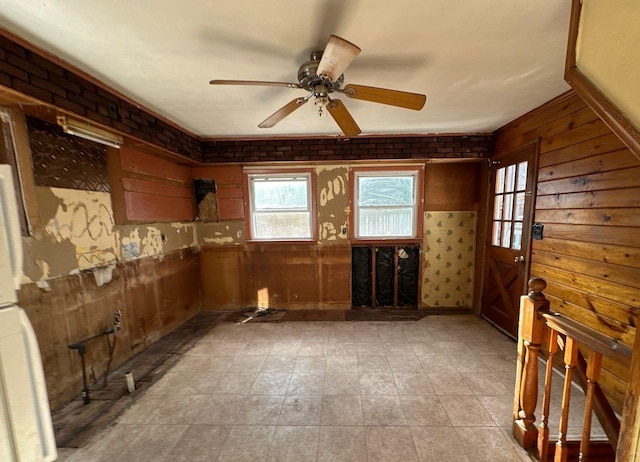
xmin=513 ymin=277 xmax=550 ymax=449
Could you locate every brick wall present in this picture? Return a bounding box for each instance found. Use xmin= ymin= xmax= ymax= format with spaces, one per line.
xmin=202 ymin=135 xmax=493 ymax=163
xmin=1 ymin=31 xmax=492 ymax=164
xmin=0 ymin=32 xmax=202 ymax=161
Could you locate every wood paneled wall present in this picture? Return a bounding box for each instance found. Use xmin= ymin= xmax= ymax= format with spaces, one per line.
xmin=494 ymin=91 xmax=640 ymax=410
xmin=109 ymin=147 xmax=195 ymax=223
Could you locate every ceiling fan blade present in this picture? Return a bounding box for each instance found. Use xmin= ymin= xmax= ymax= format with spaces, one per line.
xmin=258 ymin=97 xmax=309 ymax=128
xmin=343 ymin=84 xmax=426 ymax=110
xmin=210 ymin=79 xmax=301 ymax=89
xmin=316 ymin=35 xmax=361 ymax=82
xmin=327 ymin=99 xmax=361 ymax=137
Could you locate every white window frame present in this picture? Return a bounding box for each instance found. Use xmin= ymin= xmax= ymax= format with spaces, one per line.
xmin=352 ymin=169 xmax=422 ymax=241
xmin=246 ymin=170 xmax=315 ymax=241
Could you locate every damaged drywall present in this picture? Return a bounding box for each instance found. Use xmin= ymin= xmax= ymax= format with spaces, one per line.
xmin=23 ymin=187 xmax=118 ymax=281
xmin=198 ymin=222 xmax=245 ymax=246
xmin=116 ymin=222 xmax=197 ymax=261
xmin=422 ymin=211 xmax=477 ymax=308
xmin=316 ymin=166 xmax=349 ymax=243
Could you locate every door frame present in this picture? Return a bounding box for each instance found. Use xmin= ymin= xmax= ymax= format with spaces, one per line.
xmin=479 ymin=138 xmax=541 ymax=335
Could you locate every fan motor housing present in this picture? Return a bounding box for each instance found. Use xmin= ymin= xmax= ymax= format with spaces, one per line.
xmin=297 ymin=52 xmax=344 ymax=92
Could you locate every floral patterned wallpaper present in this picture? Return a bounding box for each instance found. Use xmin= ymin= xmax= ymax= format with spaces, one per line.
xmin=422 ymin=211 xmax=477 ymax=308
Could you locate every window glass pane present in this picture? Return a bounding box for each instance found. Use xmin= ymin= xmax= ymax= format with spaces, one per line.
xmin=492 ymin=221 xmax=502 ymax=246
xmin=493 ymin=195 xmax=504 ymax=220
xmin=358 ymin=176 xmax=414 ymax=206
xmin=515 ymin=192 xmax=525 ymax=220
xmin=495 ymin=167 xmax=505 ymax=194
xmin=358 ymin=207 xmax=414 ymax=237
xmin=517 ymin=161 xmax=528 ymax=191
xmin=503 ymin=193 xmax=514 ymax=220
xmin=253 ymin=212 xmax=311 ymax=239
xmin=505 ymin=164 xmax=516 ymax=193
xmin=512 ymin=222 xmax=523 ymax=250
xmin=253 ymin=178 xmax=308 ymax=209
xmin=502 ymin=221 xmax=512 ymax=248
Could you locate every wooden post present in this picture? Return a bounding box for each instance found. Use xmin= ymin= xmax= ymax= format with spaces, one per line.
xmin=579 ymin=351 xmax=603 ymax=461
xmin=513 ymin=277 xmax=550 ymax=449
xmin=616 ymin=326 xmax=640 ymax=462
xmin=539 ymin=329 xmax=559 ymax=461
xmin=555 ymin=336 xmax=579 ymax=462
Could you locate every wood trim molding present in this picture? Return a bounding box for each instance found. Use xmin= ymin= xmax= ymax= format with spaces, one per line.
xmin=564 ymin=0 xmax=640 ymax=161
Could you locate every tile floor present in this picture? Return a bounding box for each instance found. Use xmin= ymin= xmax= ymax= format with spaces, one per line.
xmin=58 ymin=315 xmax=536 ymax=461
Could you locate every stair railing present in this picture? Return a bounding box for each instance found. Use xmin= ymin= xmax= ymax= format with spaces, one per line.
xmin=513 ymin=277 xmax=632 ymax=461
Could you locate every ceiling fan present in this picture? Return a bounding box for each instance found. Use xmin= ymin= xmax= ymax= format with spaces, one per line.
xmin=209 ymin=35 xmax=426 ymax=137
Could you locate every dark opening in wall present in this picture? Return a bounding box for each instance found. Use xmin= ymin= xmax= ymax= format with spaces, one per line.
xmin=352 ymin=245 xmax=419 ymax=308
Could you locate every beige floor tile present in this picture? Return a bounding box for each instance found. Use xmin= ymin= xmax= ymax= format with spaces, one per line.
xmin=116 ymin=424 xmax=188 ymax=461
xmin=217 ymin=425 xmax=275 ymax=462
xmin=440 ymin=395 xmax=497 ymax=427
xmin=362 ymin=396 xmax=406 ymax=425
xmin=215 ymin=372 xmax=259 ymax=394
xmin=394 ymin=372 xmax=435 ymax=395
xmin=365 ymin=426 xmax=420 ymax=462
xmin=324 ymin=371 xmax=361 ymax=395
xmin=268 ymin=425 xmax=319 ymax=462
xmin=234 ymin=395 xmax=285 ymax=425
xmin=387 ymin=355 xmax=424 ymax=373
xmin=400 ymin=395 xmax=451 ymax=426
xmin=261 ymin=355 xmax=297 ymax=373
xmin=251 ymin=372 xmax=291 ymax=394
xmin=454 ymin=426 xmax=532 ymax=461
xmin=317 ymin=426 xmax=367 ymax=462
xmin=428 ymin=372 xmax=474 ymax=395
xmin=321 ymin=395 xmax=364 ymax=425
xmin=410 ymin=426 xmax=471 ymax=461
xmin=418 ymin=355 xmax=458 ymax=374
xmin=326 ymin=355 xmax=358 ymax=372
xmin=293 ymin=355 xmax=327 ymax=372
xmin=163 ymin=425 xmax=230 ymax=462
xmin=461 ymin=372 xmax=512 ymax=396
xmin=287 ymin=372 xmax=324 ymax=395
xmin=228 ymin=354 xmax=267 ymax=372
xmin=357 ymin=355 xmax=391 ymax=372
xmin=190 ymin=395 xmax=245 ymax=424
xmin=359 ymin=372 xmax=398 ymax=395
xmin=326 ymin=342 xmax=357 ymax=356
xmin=278 ymin=395 xmax=322 ymax=425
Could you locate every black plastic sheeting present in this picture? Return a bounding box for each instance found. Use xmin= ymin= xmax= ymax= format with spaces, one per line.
xmin=398 ymin=246 xmax=419 ymax=306
xmin=351 ymin=245 xmax=419 ymax=308
xmin=375 ymin=247 xmax=394 ymax=306
xmin=351 ymin=247 xmax=372 ymax=307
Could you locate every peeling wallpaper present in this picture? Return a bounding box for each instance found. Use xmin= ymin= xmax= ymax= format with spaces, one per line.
xmin=316 ymin=166 xmax=349 ymax=243
xmin=22 ymin=186 xmax=199 ymax=282
xmin=422 ymin=211 xmax=477 ymax=308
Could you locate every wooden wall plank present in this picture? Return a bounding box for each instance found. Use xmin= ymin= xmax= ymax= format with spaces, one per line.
xmin=538 ymin=133 xmax=627 ymax=168
xmin=538 ymin=149 xmax=637 ymax=182
xmin=532 ymin=249 xmax=640 ymax=290
xmin=535 ymin=187 xmax=640 ymax=210
xmin=124 ymin=191 xmax=193 ymax=222
xmin=120 ymin=146 xmax=191 ymax=184
xmin=537 ymin=166 xmax=640 ymax=195
xmin=535 ymin=208 xmax=640 ymax=227
xmin=532 ymin=237 xmax=640 ymax=269
xmin=122 ymin=177 xmax=192 ymax=198
xmin=541 ymin=223 xmax=640 ymax=248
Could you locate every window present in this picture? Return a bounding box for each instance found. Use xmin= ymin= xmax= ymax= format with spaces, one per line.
xmin=246 ymin=170 xmax=315 ymax=241
xmin=352 ymin=168 xmax=422 ymax=240
xmin=491 ymin=161 xmax=528 ymax=250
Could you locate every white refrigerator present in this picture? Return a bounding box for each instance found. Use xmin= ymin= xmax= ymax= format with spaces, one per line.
xmin=0 ymin=165 xmax=57 ymax=461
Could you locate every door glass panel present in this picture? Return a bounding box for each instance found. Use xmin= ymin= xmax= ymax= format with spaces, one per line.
xmin=492 ymin=221 xmax=502 ymax=246
xmin=514 ymin=192 xmax=525 ymax=220
xmin=495 ymin=167 xmax=505 ymax=194
xmin=503 ymin=193 xmax=514 ymax=220
xmin=505 ymin=164 xmax=516 ymax=193
xmin=493 ymin=195 xmax=504 ymax=220
xmin=502 ymin=221 xmax=512 ymax=248
xmin=517 ymin=161 xmax=528 ymax=191
xmin=512 ymin=222 xmax=523 ymax=250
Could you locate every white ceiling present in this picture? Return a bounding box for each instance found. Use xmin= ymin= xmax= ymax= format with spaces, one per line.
xmin=0 ymin=0 xmax=572 ymax=139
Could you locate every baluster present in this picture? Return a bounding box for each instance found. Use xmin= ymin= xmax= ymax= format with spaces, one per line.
xmin=554 ymin=336 xmax=579 ymax=462
xmin=579 ymin=351 xmax=603 ymax=461
xmin=538 ymin=329 xmax=559 ymax=462
xmin=513 ymin=278 xmax=549 ymax=449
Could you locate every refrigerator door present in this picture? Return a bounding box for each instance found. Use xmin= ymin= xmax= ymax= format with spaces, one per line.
xmin=0 ymin=165 xmax=23 ymax=305
xmin=0 ymin=306 xmax=57 ymax=462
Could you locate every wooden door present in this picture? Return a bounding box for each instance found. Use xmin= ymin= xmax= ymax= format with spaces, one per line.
xmin=481 ymin=143 xmax=538 ymax=337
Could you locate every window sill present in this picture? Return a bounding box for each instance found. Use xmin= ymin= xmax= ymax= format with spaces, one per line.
xmin=351 ymin=238 xmax=422 ymax=246
xmin=245 ymin=239 xmax=317 ymax=244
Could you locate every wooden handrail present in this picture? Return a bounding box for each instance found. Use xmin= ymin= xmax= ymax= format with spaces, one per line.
xmin=513 ymin=277 xmax=629 ymax=461
xmin=542 ymin=313 xmax=632 ymax=365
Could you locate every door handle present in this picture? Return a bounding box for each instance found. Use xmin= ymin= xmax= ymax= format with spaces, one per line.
xmin=514 ymin=255 xmax=525 ymax=263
